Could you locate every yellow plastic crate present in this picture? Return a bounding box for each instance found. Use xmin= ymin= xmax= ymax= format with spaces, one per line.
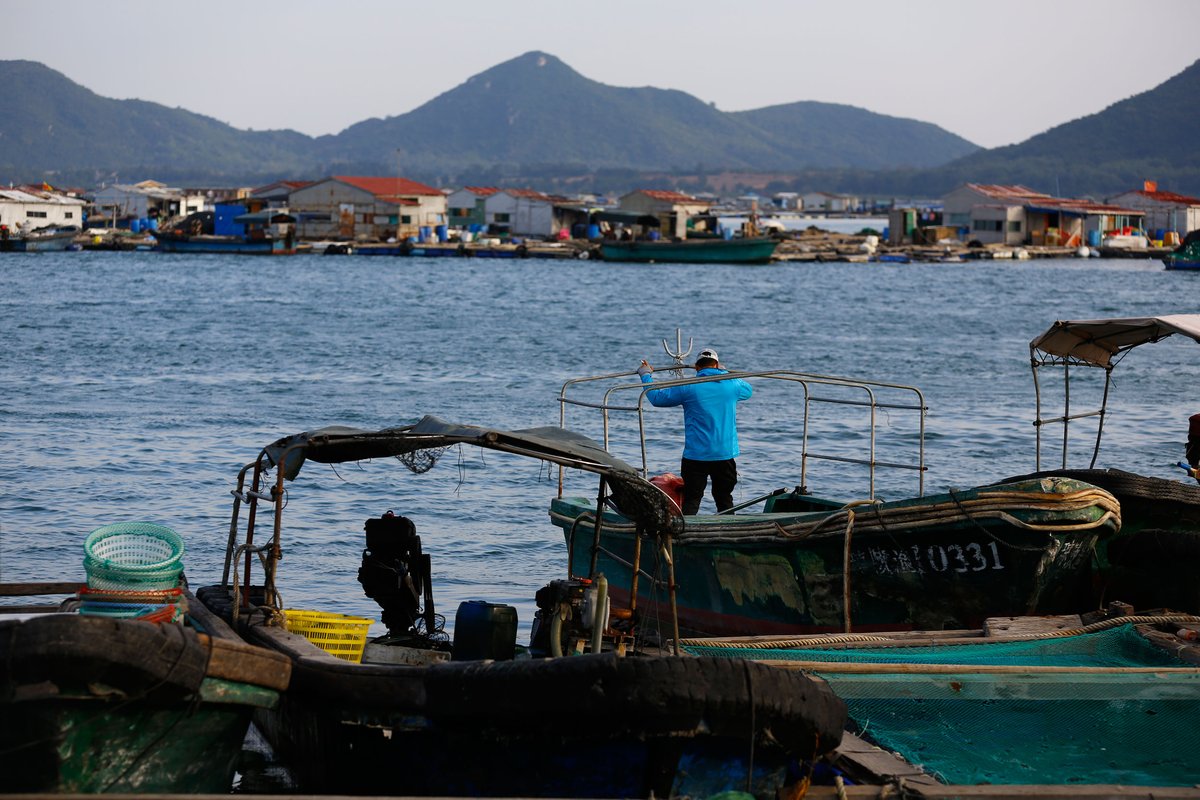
xmin=283 ymin=609 xmax=373 ymax=663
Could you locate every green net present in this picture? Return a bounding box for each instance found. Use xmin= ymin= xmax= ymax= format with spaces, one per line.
xmin=685 ymin=625 xmax=1200 ymax=786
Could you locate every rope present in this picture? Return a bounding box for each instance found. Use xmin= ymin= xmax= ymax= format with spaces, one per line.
xmin=679 ymin=613 xmax=1200 ymax=650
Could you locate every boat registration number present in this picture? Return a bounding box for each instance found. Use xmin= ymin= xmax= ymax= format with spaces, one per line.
xmin=857 ymin=541 xmax=1006 ymax=575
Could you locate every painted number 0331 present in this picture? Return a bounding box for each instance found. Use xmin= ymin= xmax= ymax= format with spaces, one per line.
xmin=928 ymin=542 xmax=1004 ymax=572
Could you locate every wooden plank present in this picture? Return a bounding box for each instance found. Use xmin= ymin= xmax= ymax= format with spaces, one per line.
xmin=984 ymin=614 xmax=1083 ymax=636
xmin=196 ymin=634 xmax=291 ymax=692
xmin=762 ymin=660 xmax=1200 ymax=675
xmin=0 ymin=582 xmax=83 ymax=597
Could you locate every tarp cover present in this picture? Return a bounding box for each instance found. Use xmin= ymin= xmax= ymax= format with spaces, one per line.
xmin=589 ymin=210 xmax=661 ymax=227
xmin=1030 ymin=315 xmax=1200 ymax=367
xmin=262 ymin=415 xmax=678 ymax=533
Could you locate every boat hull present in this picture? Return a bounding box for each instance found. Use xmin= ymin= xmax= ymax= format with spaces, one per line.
xmin=0 ymin=231 xmax=77 ymax=252
xmin=599 ymin=237 xmax=779 ymax=264
xmin=551 ymin=478 xmax=1121 ymax=637
xmin=1000 ymin=468 xmax=1200 ymax=613
xmin=0 ymin=612 xmax=286 ymax=793
xmin=155 ymin=235 xmax=295 ymax=255
xmin=196 ymin=585 xmax=846 ymax=798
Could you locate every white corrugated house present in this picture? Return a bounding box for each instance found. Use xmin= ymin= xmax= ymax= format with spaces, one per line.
xmin=0 ymin=188 xmax=87 ymax=232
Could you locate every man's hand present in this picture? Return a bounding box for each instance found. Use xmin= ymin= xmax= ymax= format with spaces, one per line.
xmin=637 ymin=360 xmax=653 ymax=376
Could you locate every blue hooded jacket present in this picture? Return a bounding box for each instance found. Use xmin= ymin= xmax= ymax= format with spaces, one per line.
xmin=641 ymin=368 xmax=753 ymax=461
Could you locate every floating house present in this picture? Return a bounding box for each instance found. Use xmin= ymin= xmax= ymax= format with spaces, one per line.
xmin=446 ymin=186 xmax=498 ymax=230
xmin=290 ymin=176 xmax=447 ymax=242
xmin=942 ymin=184 xmax=1143 ymax=247
xmin=618 ymin=190 xmax=711 ymax=239
xmin=0 ymin=187 xmax=86 ymax=232
xmin=799 ymin=191 xmax=860 ymax=213
xmin=1107 ymin=183 xmax=1200 ymax=240
xmin=89 ymin=180 xmax=206 ymax=227
xmin=249 ymin=180 xmax=313 ymax=207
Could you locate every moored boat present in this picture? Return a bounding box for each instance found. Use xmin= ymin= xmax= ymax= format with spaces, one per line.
xmin=599 ymin=235 xmax=779 ymax=264
xmin=1162 ymin=230 xmax=1200 ymax=270
xmin=550 ymin=476 xmax=1120 ymax=637
xmin=0 ymin=580 xmax=291 ymax=793
xmin=155 ymin=208 xmax=297 ymax=255
xmin=1003 ymin=315 xmax=1200 ymax=612
xmin=681 ymin=608 xmax=1200 ymax=788
xmin=0 ymin=224 xmax=79 ymax=252
xmin=196 ymin=416 xmax=847 ymax=798
xmin=550 ymin=352 xmax=1121 ymax=638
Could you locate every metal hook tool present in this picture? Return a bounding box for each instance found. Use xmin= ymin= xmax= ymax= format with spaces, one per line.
xmin=661 ymin=328 xmax=693 ymax=368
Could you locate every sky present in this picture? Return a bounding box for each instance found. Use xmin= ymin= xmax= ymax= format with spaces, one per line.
xmin=5 ymin=0 xmax=1199 ymax=150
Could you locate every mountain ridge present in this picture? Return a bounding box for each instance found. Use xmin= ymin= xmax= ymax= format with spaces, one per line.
xmin=1 ymin=52 xmax=1196 ymax=198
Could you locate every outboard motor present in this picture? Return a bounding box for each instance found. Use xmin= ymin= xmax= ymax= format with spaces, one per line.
xmin=357 ymin=510 xmax=436 ymax=640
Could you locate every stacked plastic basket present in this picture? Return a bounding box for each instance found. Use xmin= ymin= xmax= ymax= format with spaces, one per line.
xmin=80 ymin=522 xmax=186 ymax=622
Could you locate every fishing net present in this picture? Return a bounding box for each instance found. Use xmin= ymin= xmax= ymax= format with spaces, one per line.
xmin=685 ymin=625 xmax=1200 ymax=786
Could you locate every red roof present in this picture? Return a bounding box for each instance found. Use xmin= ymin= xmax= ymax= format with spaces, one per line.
xmin=462 ymin=186 xmax=502 ymax=197
xmin=966 ymin=183 xmax=1051 ymax=200
xmin=635 ymin=189 xmax=703 ymax=203
xmin=1126 ymin=189 xmax=1200 ymax=205
xmin=333 ymin=175 xmax=442 ymax=197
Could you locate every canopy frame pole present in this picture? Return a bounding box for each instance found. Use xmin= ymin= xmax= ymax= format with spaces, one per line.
xmin=1089 ymin=367 xmax=1113 ymax=469
xmin=1032 ymin=354 xmax=1044 ymax=471
xmin=1061 ymin=362 xmax=1070 ymax=470
xmin=588 ymin=476 xmax=607 ymax=578
xmin=222 ymin=462 xmax=253 ymax=586
xmin=628 ymin=523 xmax=644 ymax=640
xmin=241 ymin=458 xmax=267 ymax=608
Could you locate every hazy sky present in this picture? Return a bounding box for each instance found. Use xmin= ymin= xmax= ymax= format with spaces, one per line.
xmin=6 ymin=0 xmax=1198 ymax=149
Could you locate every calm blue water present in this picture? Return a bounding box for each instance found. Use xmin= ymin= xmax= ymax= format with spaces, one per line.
xmin=1 ymin=250 xmax=1195 ymax=637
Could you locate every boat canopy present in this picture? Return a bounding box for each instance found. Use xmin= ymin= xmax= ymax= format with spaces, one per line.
xmin=262 ymin=415 xmax=678 ymax=533
xmin=1030 ymin=315 xmax=1200 ymax=368
xmin=233 ymin=210 xmax=296 ymax=225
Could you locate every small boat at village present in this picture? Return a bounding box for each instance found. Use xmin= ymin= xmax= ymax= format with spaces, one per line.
xmin=1001 ymin=315 xmax=1200 ymax=613
xmin=196 ymin=416 xmax=847 ymax=798
xmin=155 ymin=208 xmax=298 ymax=255
xmin=550 ymin=356 xmax=1122 ymax=638
xmin=1162 ymin=229 xmax=1200 ymax=270
xmin=0 ymin=224 xmax=79 ymax=252
xmin=681 ymin=607 xmax=1200 ymax=789
xmin=0 ymin=577 xmax=290 ymax=792
xmin=599 ymin=235 xmax=780 ymax=264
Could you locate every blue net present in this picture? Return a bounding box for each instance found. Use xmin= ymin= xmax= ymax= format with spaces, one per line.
xmin=685 ymin=625 xmax=1200 ymax=786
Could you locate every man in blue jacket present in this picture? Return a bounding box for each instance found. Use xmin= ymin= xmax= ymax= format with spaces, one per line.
xmin=638 ymin=348 xmax=753 ymax=515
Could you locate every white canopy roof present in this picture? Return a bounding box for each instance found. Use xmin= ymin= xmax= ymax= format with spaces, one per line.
xmin=1030 ymin=315 xmax=1200 ymax=368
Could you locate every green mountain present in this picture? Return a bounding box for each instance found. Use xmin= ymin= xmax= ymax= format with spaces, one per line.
xmin=2 ymin=52 xmax=1195 ymax=197
xmin=917 ymin=58 xmax=1200 ymax=197
xmin=325 ymin=52 xmax=977 ymax=175
xmin=732 ymin=101 xmax=978 ymax=169
xmin=0 ymin=54 xmax=978 ymax=185
xmin=0 ymin=60 xmax=318 ymax=183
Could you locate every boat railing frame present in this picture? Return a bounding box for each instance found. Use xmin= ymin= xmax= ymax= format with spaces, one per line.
xmin=558 ymin=368 xmax=928 ymax=500
xmin=1030 ymin=349 xmax=1113 ymax=472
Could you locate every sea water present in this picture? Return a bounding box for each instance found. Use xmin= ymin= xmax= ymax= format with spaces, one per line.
xmin=1 ymin=250 xmax=1196 ymax=641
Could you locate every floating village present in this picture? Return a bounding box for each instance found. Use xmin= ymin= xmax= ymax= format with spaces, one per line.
xmin=5 ymin=172 xmax=1200 ymax=800
xmin=2 ymin=176 xmax=1200 ymax=268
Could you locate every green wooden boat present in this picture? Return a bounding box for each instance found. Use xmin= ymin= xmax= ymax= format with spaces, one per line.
xmin=552 ymin=356 xmax=1122 ymax=640
xmin=1017 ymin=315 xmax=1200 ymax=612
xmin=0 ymin=582 xmax=291 ymax=793
xmin=550 ymin=476 xmax=1121 ymax=637
xmin=599 ymin=236 xmax=779 ymax=264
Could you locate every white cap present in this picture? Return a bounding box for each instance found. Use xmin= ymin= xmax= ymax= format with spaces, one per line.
xmin=697 ymin=348 xmax=718 ymax=362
